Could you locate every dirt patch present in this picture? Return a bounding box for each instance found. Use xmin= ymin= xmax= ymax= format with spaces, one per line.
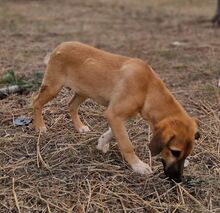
xmin=0 ymin=0 xmax=219 ymax=212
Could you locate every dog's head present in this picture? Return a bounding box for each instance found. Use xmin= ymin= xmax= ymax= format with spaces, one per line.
xmin=149 ymin=117 xmax=200 ymax=182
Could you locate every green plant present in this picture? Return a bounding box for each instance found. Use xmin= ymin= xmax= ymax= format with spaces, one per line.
xmin=0 ymin=70 xmax=43 ymax=91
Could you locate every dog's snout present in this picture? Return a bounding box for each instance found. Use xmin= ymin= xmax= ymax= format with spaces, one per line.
xmin=165 ymin=165 xmax=183 ymax=182
xmin=161 ymin=159 xmax=184 ymax=182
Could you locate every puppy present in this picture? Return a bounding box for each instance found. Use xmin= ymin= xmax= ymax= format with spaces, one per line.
xmin=32 ymin=42 xmax=200 ymax=182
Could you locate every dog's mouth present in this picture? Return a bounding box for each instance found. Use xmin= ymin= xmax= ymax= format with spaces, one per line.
xmin=161 ymin=159 xmax=183 ymax=182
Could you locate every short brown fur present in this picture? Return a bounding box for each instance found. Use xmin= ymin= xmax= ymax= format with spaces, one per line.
xmin=32 ymin=42 xmax=199 ymax=181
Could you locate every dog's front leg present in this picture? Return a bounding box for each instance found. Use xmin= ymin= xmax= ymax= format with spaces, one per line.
xmin=105 ymin=111 xmax=152 ymax=175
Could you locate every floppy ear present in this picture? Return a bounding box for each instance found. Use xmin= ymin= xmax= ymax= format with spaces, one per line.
xmin=149 ymin=122 xmax=175 ymax=156
xmin=149 ymin=129 xmax=165 ymax=156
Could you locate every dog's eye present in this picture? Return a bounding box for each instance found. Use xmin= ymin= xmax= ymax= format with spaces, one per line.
xmin=170 ymin=150 xmax=181 ymax=158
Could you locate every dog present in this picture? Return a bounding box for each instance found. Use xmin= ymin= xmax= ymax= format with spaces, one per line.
xmin=32 ymin=41 xmax=200 ymax=182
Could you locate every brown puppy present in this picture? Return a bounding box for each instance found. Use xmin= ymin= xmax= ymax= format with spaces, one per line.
xmin=32 ymin=42 xmax=199 ymax=182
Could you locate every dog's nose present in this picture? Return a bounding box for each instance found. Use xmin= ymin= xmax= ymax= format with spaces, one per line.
xmin=161 ymin=158 xmax=184 ymax=182
xmin=164 ymin=164 xmax=183 ymax=182
xmin=165 ymin=169 xmax=183 ymax=182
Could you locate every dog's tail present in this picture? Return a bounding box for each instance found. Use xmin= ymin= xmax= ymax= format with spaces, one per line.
xmin=43 ymin=52 xmax=51 ymax=65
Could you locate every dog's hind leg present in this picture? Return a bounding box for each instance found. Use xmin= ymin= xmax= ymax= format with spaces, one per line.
xmin=96 ymin=127 xmax=113 ymax=153
xmin=32 ymin=64 xmax=63 ymax=132
xmin=69 ymin=94 xmax=90 ymax=133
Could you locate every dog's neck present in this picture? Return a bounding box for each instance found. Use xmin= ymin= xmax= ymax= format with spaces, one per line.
xmin=141 ymin=71 xmax=189 ymax=130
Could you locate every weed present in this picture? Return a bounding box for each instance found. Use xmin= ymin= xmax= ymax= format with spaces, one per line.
xmin=0 ymin=70 xmax=43 ymax=91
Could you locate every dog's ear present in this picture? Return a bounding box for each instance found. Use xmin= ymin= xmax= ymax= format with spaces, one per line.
xmin=149 ymin=128 xmax=165 ymax=156
xmin=149 ymin=123 xmax=175 ymax=156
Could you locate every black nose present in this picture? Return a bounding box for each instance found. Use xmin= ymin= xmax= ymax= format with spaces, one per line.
xmin=161 ymin=159 xmax=183 ymax=182
xmin=164 ymin=168 xmax=182 ymax=182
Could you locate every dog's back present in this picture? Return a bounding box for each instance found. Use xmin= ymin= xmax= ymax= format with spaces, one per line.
xmin=45 ymin=42 xmax=146 ymax=105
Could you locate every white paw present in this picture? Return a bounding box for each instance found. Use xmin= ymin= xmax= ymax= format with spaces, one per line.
xmin=131 ymin=160 xmax=152 ymax=175
xmin=78 ymin=126 xmax=90 ymax=133
xmin=96 ymin=140 xmax=110 ymax=153
xmin=184 ymin=159 xmax=190 ymax=168
xmin=96 ymin=128 xmax=113 ymax=153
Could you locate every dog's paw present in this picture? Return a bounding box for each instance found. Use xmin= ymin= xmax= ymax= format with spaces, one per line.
xmin=39 ymin=126 xmax=47 ymax=133
xmin=131 ymin=160 xmax=152 ymax=175
xmin=78 ymin=125 xmax=90 ymax=133
xmin=96 ymin=129 xmax=112 ymax=153
xmin=34 ymin=123 xmax=47 ymax=133
xmin=96 ymin=139 xmax=110 ymax=153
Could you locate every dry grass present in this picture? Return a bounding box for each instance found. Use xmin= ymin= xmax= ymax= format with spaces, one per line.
xmin=0 ymin=0 xmax=220 ymax=212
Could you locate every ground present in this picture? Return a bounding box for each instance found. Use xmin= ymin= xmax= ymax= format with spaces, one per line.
xmin=0 ymin=0 xmax=220 ymax=212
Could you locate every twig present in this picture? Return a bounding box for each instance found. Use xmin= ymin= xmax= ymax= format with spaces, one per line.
xmin=12 ymin=178 xmax=21 ymax=213
xmin=178 ymin=184 xmax=210 ymax=212
xmin=154 ymin=186 xmax=162 ymax=207
xmin=47 ymin=203 xmax=52 ymax=213
xmin=149 ymin=184 xmax=177 ymax=204
xmin=124 ymin=187 xmax=161 ymax=213
xmin=36 ymin=131 xmax=50 ymax=169
xmin=178 ymin=184 xmax=185 ymax=205
xmin=85 ymin=179 xmax=92 ymax=212
xmin=25 ymin=191 xmax=69 ymax=212
xmin=119 ymin=197 xmax=127 ymax=213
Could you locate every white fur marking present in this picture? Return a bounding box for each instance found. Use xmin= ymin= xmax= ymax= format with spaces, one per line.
xmin=131 ymin=160 xmax=153 ymax=175
xmin=96 ymin=128 xmax=113 ymax=153
xmin=78 ymin=125 xmax=90 ymax=133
